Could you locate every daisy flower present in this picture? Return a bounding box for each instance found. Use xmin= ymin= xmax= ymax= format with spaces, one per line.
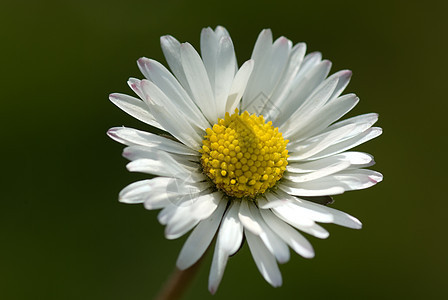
xmin=107 ymin=26 xmax=382 ymax=294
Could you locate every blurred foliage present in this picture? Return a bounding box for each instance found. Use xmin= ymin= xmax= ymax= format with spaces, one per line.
xmin=1 ymin=0 xmax=447 ymax=299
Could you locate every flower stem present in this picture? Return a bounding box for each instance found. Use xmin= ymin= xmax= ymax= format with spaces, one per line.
xmin=154 ymin=259 xmax=203 ymax=300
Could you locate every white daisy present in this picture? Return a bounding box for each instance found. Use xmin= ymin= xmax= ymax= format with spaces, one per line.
xmin=108 ymin=26 xmax=382 ymax=294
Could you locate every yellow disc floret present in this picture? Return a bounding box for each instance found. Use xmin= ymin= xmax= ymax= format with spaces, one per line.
xmin=200 ymin=109 xmax=289 ymax=199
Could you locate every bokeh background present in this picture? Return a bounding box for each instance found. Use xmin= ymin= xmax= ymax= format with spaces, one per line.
xmin=2 ymin=0 xmax=447 ymax=299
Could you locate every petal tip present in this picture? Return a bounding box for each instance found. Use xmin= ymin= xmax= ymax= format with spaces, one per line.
xmin=305 ymin=251 xmax=315 ymax=259
xmin=369 ymin=173 xmax=383 ymax=184
xmin=276 ymin=36 xmax=289 ymax=44
xmin=160 ymin=35 xmax=173 ymax=42
xmin=340 ymin=69 xmax=353 ymax=77
xmin=137 ymin=57 xmax=149 ymax=64
xmin=122 ymin=148 xmax=131 ymax=159
xmin=118 ymin=197 xmax=131 ymax=204
xmin=106 ymin=128 xmax=118 ymax=138
xmin=201 ymin=27 xmax=213 ymax=35
xmin=208 ymin=282 xmax=218 ymax=295
xmin=109 ymin=93 xmax=118 ymax=101
xmin=322 ymin=59 xmax=332 ymax=67
xmin=215 ymin=25 xmax=227 ymax=32
xmin=321 ymin=231 xmax=330 ymax=239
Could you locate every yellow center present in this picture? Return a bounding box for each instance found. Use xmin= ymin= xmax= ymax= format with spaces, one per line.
xmin=200 ymin=109 xmax=289 ymax=199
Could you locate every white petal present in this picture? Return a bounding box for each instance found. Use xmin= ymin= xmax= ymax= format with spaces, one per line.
xmin=215 ymin=26 xmax=237 ymax=72
xmin=158 ymin=195 xmax=216 ymax=227
xmin=126 ymin=152 xmax=202 ymax=181
xmin=284 ymin=161 xmax=351 ymax=182
xmin=288 ymin=123 xmax=358 ymax=161
xmin=265 ymin=42 xmax=307 ymax=121
xmin=214 ymin=36 xmax=237 ymax=117
xmin=286 ymin=202 xmax=333 ymax=223
xmin=141 ymin=79 xmax=204 ymax=134
xmin=107 ymin=127 xmax=199 ymax=156
xmin=327 ymin=70 xmax=352 ymax=103
xmin=158 ymin=204 xmax=177 ymax=225
xmin=281 ymin=75 xmax=339 ymax=137
xmin=294 ymin=51 xmax=323 ymax=80
xmin=164 ymin=191 xmax=223 ymax=239
xmin=143 ymin=104 xmax=201 ymax=152
xmin=342 ymin=151 xmax=375 ymax=166
xmin=248 ymin=204 xmax=290 ymax=263
xmin=346 ymin=153 xmax=376 ymax=169
xmin=286 ymin=152 xmax=374 ymax=173
xmin=271 ymin=203 xmax=330 ymax=239
xmin=245 ymin=229 xmax=282 ymax=287
xmin=214 ymin=25 xmax=231 ymax=40
xmin=119 ymin=177 xmax=208 ymax=206
xmin=271 ymin=200 xmax=332 ymax=225
xmin=279 ymin=181 xmax=345 ymax=197
xmin=160 ymin=35 xmax=192 ymax=96
xmin=123 ymin=145 xmax=193 ymax=164
xmin=273 ymin=189 xmax=351 ymax=225
xmin=288 ymin=199 xmax=362 ymax=229
xmin=126 ymin=157 xmax=184 ymax=177
xmin=123 ymin=146 xmax=203 ymax=177
xmin=244 ymin=37 xmax=291 ymax=116
xmin=208 ymin=242 xmax=227 ymax=295
xmin=250 ymin=29 xmax=273 ymax=62
xmin=122 ymin=145 xmax=201 ymax=171
xmin=127 ymin=78 xmax=145 ymax=99
xmin=143 ymin=193 xmax=193 ymax=210
xmin=181 ymin=42 xmax=217 ymax=123
xmin=176 ymin=198 xmax=228 ymax=270
xmin=281 ymin=168 xmax=382 ymax=194
xmin=109 ymin=93 xmax=163 ymax=130
xmin=225 ymin=59 xmax=254 ymax=113
xmin=238 ymin=199 xmax=263 ymax=235
xmin=275 ymin=189 xmax=362 ymax=228
xmin=327 ymin=169 xmax=383 ymax=191
xmin=274 ymin=60 xmax=332 ymax=126
xmin=140 ymin=79 xmax=203 ymax=148
xmin=219 ymin=201 xmax=244 ymax=255
xmin=257 ymin=195 xmax=290 ymax=209
xmin=200 ymin=27 xmax=219 ymax=85
xmin=242 ymin=29 xmax=273 ymax=110
xmin=305 ymin=127 xmax=382 ymax=160
xmin=142 ymin=182 xmax=210 ymax=210
xmin=137 ymin=58 xmax=209 ymax=130
xmin=259 ymin=208 xmax=315 ymax=258
xmin=288 ymin=93 xmax=359 ymax=140
xmin=268 ymin=51 xmax=322 ymax=118
xmin=290 ymin=117 xmax=362 ymax=148
xmin=268 ymin=194 xmax=316 ymax=227
xmin=208 ymin=201 xmax=243 ymax=294
xmin=200 ymin=27 xmax=237 ymax=118
xmin=118 ymin=178 xmax=164 ymax=204
xmin=317 ymin=113 xmax=379 ymax=144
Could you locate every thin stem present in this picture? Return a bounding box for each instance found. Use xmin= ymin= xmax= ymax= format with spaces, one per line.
xmin=154 ymin=259 xmax=203 ymax=300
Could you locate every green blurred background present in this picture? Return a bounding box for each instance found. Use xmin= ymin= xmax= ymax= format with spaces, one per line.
xmin=2 ymin=0 xmax=447 ymax=299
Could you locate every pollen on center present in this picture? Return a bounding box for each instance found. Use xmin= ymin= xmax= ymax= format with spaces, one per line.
xmin=200 ymin=109 xmax=289 ymax=199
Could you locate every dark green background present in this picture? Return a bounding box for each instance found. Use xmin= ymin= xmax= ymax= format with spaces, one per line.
xmin=2 ymin=0 xmax=447 ymax=299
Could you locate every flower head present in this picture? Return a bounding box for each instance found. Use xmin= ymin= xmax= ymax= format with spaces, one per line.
xmin=108 ymin=26 xmax=382 ymax=293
